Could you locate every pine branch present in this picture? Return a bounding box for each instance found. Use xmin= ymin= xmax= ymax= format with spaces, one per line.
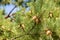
xmin=27 ymin=22 xmax=36 ymax=33
xmin=11 ymin=34 xmax=26 ymax=40
xmin=11 ymin=32 xmax=40 ymax=40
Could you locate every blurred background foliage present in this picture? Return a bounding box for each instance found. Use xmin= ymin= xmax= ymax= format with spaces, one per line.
xmin=0 ymin=0 xmax=60 ymax=40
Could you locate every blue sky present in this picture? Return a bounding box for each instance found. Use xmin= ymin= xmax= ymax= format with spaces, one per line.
xmin=4 ymin=4 xmax=20 ymax=15
xmin=0 ymin=0 xmax=30 ymax=15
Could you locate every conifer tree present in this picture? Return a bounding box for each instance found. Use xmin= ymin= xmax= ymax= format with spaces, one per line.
xmin=0 ymin=0 xmax=60 ymax=40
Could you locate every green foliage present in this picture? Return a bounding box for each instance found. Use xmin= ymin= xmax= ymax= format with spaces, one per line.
xmin=0 ymin=0 xmax=60 ymax=40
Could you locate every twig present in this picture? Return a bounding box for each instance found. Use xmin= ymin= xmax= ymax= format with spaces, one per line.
xmin=5 ymin=5 xmax=17 ymax=19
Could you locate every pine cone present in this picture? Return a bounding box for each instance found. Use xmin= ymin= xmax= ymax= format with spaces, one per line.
xmin=32 ymin=16 xmax=37 ymax=20
xmin=45 ymin=29 xmax=52 ymax=35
